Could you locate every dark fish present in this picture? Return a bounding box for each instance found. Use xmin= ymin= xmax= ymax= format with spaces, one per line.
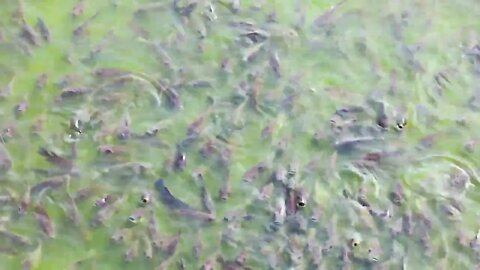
xmin=94 ymin=68 xmax=130 ymax=78
xmin=36 ymin=18 xmax=50 ymax=43
xmin=269 ymin=51 xmax=281 ymax=77
xmin=0 ymin=230 xmax=33 ymax=247
xmin=73 ymin=11 xmax=99 ymax=37
xmin=72 ymin=0 xmax=85 ymax=17
xmin=97 ymin=144 xmax=128 ymax=156
xmin=313 ymin=0 xmax=347 ymax=27
xmin=29 ymin=175 xmax=67 ymax=196
xmin=21 ymin=23 xmax=40 ymax=46
xmin=59 ymin=87 xmax=92 ymax=99
xmin=65 ymin=193 xmax=81 ymax=226
xmin=15 ymin=99 xmax=28 ymax=116
xmin=196 ymin=173 xmax=215 ymax=215
xmin=38 ymin=147 xmax=73 ymax=170
xmin=36 ymin=73 xmax=48 ymax=90
xmin=0 ymin=142 xmax=12 ymax=172
xmin=33 ymin=205 xmax=55 ymax=238
xmin=154 ymin=179 xmax=194 ymax=211
xmin=219 ymin=168 xmax=231 ymax=201
xmin=388 ymin=182 xmax=404 ymax=206
xmin=173 ymin=0 xmax=197 ymax=17
xmin=242 ymin=162 xmax=267 ymax=182
xmin=199 ymin=139 xmax=218 ymax=158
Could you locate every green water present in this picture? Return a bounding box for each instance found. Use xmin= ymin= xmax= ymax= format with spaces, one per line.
xmin=1 ymin=0 xmax=480 ymax=269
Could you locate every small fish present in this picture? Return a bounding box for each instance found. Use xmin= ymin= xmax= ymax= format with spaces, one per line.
xmin=269 ymin=51 xmax=281 ymax=77
xmin=15 ymin=99 xmax=28 ymax=116
xmin=242 ymin=162 xmax=268 ymax=182
xmin=30 ymin=175 xmax=68 ymax=196
xmin=173 ymin=0 xmax=198 ymax=17
xmin=220 ymin=57 xmax=233 ymax=74
xmin=33 ymin=205 xmax=55 ymax=238
xmin=0 ymin=230 xmax=33 ymax=247
xmin=97 ymin=144 xmax=128 ymax=156
xmin=128 ymin=208 xmax=145 ymax=224
xmin=72 ymin=1 xmax=85 ymax=17
xmin=36 ymin=18 xmax=50 ymax=43
xmin=73 ymin=11 xmax=99 ymax=37
xmin=258 ymin=182 xmax=274 ymax=201
xmin=0 ymin=140 xmax=13 ymax=172
xmin=125 ymin=240 xmax=139 ymax=262
xmin=273 ymin=197 xmax=286 ymax=225
xmin=197 ymin=173 xmax=215 ymax=215
xmin=313 ymin=0 xmax=347 ymax=27
xmin=36 ymin=73 xmax=48 ymax=90
xmin=38 ymin=147 xmax=73 ymax=171
xmin=21 ymin=23 xmax=40 ymax=46
xmin=388 ymin=182 xmax=404 ymax=206
xmin=141 ymin=233 xmax=153 ymax=259
xmin=147 ymin=210 xmax=161 ymax=247
xmin=92 ymin=196 xmax=123 ymax=226
xmin=261 ymin=121 xmax=276 ymax=140
xmin=219 ymin=168 xmax=231 ymax=201
xmin=94 ymin=194 xmax=113 ymax=208
xmin=242 ymin=43 xmax=264 ymax=63
xmin=0 ymin=76 xmax=15 ymax=98
xmin=154 ymin=179 xmax=195 ymax=211
xmin=59 ymin=87 xmax=92 ymax=99
xmin=64 ymin=193 xmax=81 ymax=226
xmin=94 ymin=68 xmax=130 ymax=78
xmin=74 ymin=185 xmax=101 ymax=203
xmin=111 ymin=228 xmax=131 ymax=243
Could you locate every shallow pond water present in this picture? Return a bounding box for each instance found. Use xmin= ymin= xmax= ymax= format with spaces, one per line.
xmin=1 ymin=0 xmax=480 ymax=269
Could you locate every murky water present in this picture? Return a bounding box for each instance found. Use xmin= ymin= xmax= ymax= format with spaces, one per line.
xmin=1 ymin=0 xmax=480 ymax=269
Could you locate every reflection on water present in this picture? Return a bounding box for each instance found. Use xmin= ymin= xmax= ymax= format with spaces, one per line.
xmin=1 ymin=0 xmax=480 ymax=269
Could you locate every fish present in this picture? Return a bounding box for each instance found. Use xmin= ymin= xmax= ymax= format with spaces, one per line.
xmin=29 ymin=175 xmax=68 ymax=197
xmin=196 ymin=173 xmax=215 ymax=215
xmin=128 ymin=208 xmax=145 ymax=224
xmin=72 ymin=0 xmax=85 ymax=17
xmin=124 ymin=240 xmax=139 ymax=262
xmin=97 ymin=145 xmax=129 ymax=156
xmin=36 ymin=73 xmax=48 ymax=90
xmin=64 ymin=193 xmax=81 ymax=226
xmin=242 ymin=162 xmax=268 ymax=182
xmin=257 ymin=182 xmax=274 ymax=201
xmin=313 ymin=0 xmax=347 ymax=27
xmin=73 ymin=11 xmax=99 ymax=37
xmin=173 ymin=0 xmax=198 ymax=17
xmin=21 ymin=23 xmax=40 ymax=46
xmin=219 ymin=168 xmax=231 ymax=201
xmin=15 ymin=99 xmax=28 ymax=116
xmin=36 ymin=18 xmax=50 ymax=43
xmin=33 ymin=205 xmax=55 ymax=238
xmin=94 ymin=68 xmax=130 ymax=78
xmin=269 ymin=51 xmax=281 ymax=77
xmin=141 ymin=233 xmax=153 ymax=259
xmin=38 ymin=147 xmax=73 ymax=171
xmin=0 ymin=139 xmax=12 ymax=172
xmin=154 ymin=179 xmax=195 ymax=211
xmin=147 ymin=210 xmax=161 ymax=247
xmin=59 ymin=87 xmax=92 ymax=99
xmin=0 ymin=76 xmax=15 ymax=98
xmin=111 ymin=228 xmax=131 ymax=243
xmin=0 ymin=228 xmax=33 ymax=246
xmin=91 ymin=196 xmax=124 ymax=226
